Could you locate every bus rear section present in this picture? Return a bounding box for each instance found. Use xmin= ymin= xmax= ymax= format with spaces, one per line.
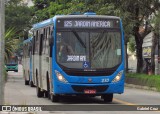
xmin=5 ymin=55 xmax=18 ymax=72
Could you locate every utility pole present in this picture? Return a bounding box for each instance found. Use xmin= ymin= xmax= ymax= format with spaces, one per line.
xmin=0 ymin=0 xmax=5 ymax=105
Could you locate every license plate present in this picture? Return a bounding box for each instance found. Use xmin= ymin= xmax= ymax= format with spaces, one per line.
xmin=84 ymin=89 xmax=96 ymax=94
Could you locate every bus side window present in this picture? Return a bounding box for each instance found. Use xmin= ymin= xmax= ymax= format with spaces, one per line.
xmin=39 ymin=28 xmax=44 ymax=55
xmin=49 ymin=26 xmax=53 ymax=57
xmin=43 ymin=27 xmax=48 ymax=55
xmin=46 ymin=27 xmax=50 ymax=56
xmin=34 ymin=30 xmax=39 ymax=54
xmin=49 ymin=26 xmax=53 ymax=46
xmin=32 ymin=31 xmax=37 ymax=55
xmin=32 ymin=36 xmax=35 ymax=55
xmin=42 ymin=28 xmax=46 ymax=54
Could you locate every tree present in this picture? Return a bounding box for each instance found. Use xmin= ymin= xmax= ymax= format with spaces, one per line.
xmin=5 ymin=28 xmax=20 ymax=62
xmin=5 ymin=0 xmax=33 ymax=35
xmin=151 ymin=10 xmax=160 ymax=74
xmin=31 ymin=0 xmax=131 ymax=71
xmin=32 ymin=0 xmax=53 ymax=23
xmin=111 ymin=0 xmax=160 ymax=73
xmin=31 ymin=0 xmax=160 ymax=73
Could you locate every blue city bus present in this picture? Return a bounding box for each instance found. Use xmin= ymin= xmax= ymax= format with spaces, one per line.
xmin=5 ymin=55 xmax=18 ymax=72
xmin=32 ymin=12 xmax=125 ymax=102
xmin=23 ymin=37 xmax=34 ymax=87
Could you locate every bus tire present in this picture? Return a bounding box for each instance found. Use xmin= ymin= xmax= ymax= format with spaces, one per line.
xmin=102 ymin=94 xmax=113 ymax=103
xmin=36 ymin=86 xmax=43 ymax=98
xmin=36 ymin=76 xmax=43 ymax=98
xmin=30 ymin=81 xmax=34 ymax=87
xmin=51 ymin=94 xmax=59 ymax=102
xmin=44 ymin=91 xmax=48 ymax=98
xmin=25 ymin=80 xmax=29 ymax=85
xmin=47 ymin=76 xmax=50 ymax=99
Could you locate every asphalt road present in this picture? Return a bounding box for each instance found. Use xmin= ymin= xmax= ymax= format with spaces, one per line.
xmin=3 ymin=65 xmax=160 ymax=114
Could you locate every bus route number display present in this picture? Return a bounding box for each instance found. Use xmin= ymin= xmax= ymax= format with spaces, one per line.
xmin=57 ymin=19 xmax=120 ymax=28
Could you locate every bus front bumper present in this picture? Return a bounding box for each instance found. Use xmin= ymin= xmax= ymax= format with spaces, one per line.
xmin=53 ymin=81 xmax=124 ymax=95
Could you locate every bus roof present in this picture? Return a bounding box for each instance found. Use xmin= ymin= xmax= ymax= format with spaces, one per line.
xmin=33 ymin=18 xmax=54 ymax=29
xmin=32 ymin=15 xmax=121 ymax=29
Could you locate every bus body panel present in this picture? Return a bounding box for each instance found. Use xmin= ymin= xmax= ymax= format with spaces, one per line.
xmin=31 ymin=14 xmax=125 ymax=101
xmin=51 ymin=59 xmax=125 ymax=94
xmin=51 ymin=16 xmax=125 ymax=95
xmin=32 ymin=25 xmax=54 ymax=90
xmin=23 ymin=38 xmax=32 ymax=82
xmin=41 ymin=54 xmax=50 ymax=90
xmin=24 ymin=57 xmax=30 ymax=80
xmin=33 ymin=54 xmax=41 ymax=87
xmin=52 ymin=80 xmax=124 ymax=94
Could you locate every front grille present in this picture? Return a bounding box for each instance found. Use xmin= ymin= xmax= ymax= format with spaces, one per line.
xmin=64 ymin=69 xmax=114 ymax=76
xmin=58 ymin=63 xmax=119 ymax=76
xmin=72 ymin=85 xmax=108 ymax=92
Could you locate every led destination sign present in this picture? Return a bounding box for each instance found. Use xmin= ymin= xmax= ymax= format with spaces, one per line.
xmin=57 ymin=19 xmax=120 ymax=29
xmin=64 ymin=20 xmax=111 ymax=28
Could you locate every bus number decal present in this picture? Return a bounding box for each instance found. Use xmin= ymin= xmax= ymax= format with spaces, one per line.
xmin=64 ymin=21 xmax=72 ymax=27
xmin=101 ymin=78 xmax=109 ymax=83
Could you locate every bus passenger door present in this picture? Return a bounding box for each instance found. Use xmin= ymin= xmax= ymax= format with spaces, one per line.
xmin=41 ymin=27 xmax=51 ymax=91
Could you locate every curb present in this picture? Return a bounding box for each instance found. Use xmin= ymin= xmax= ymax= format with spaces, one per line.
xmin=125 ymin=83 xmax=157 ymax=92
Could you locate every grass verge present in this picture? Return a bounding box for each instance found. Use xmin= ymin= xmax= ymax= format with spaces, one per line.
xmin=126 ymin=73 xmax=160 ymax=91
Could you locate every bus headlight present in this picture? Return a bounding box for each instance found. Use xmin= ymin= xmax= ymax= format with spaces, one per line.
xmin=112 ymin=70 xmax=123 ymax=82
xmin=55 ymin=70 xmax=68 ymax=83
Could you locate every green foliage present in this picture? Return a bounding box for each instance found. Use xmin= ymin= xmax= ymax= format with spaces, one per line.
xmin=151 ymin=11 xmax=160 ymax=34
xmin=5 ymin=0 xmax=34 ymax=60
xmin=126 ymin=73 xmax=160 ymax=91
xmin=128 ymin=36 xmax=136 ymax=53
xmin=32 ymin=0 xmax=87 ymax=23
xmin=31 ymin=0 xmax=134 ymax=36
xmin=5 ymin=28 xmax=20 ymax=62
xmin=5 ymin=0 xmax=34 ymax=32
xmin=29 ymin=0 xmax=160 ymax=73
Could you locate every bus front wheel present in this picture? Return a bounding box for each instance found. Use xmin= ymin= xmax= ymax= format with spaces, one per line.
xmin=51 ymin=94 xmax=59 ymax=102
xmin=102 ymin=94 xmax=113 ymax=102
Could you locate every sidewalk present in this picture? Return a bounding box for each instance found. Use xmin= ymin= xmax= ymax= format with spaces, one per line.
xmin=3 ymin=65 xmax=50 ymax=114
xmin=4 ymin=64 xmax=24 ymax=105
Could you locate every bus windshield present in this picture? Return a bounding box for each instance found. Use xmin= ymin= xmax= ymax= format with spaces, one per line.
xmin=6 ymin=56 xmax=18 ymax=65
xmin=56 ymin=30 xmax=121 ymax=69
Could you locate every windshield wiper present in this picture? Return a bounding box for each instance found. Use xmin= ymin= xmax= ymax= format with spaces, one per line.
xmin=72 ymin=31 xmax=86 ymax=48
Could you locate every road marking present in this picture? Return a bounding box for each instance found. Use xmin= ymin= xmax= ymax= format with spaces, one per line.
xmin=113 ymin=98 xmax=160 ymax=112
xmin=113 ymin=98 xmax=136 ymax=105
